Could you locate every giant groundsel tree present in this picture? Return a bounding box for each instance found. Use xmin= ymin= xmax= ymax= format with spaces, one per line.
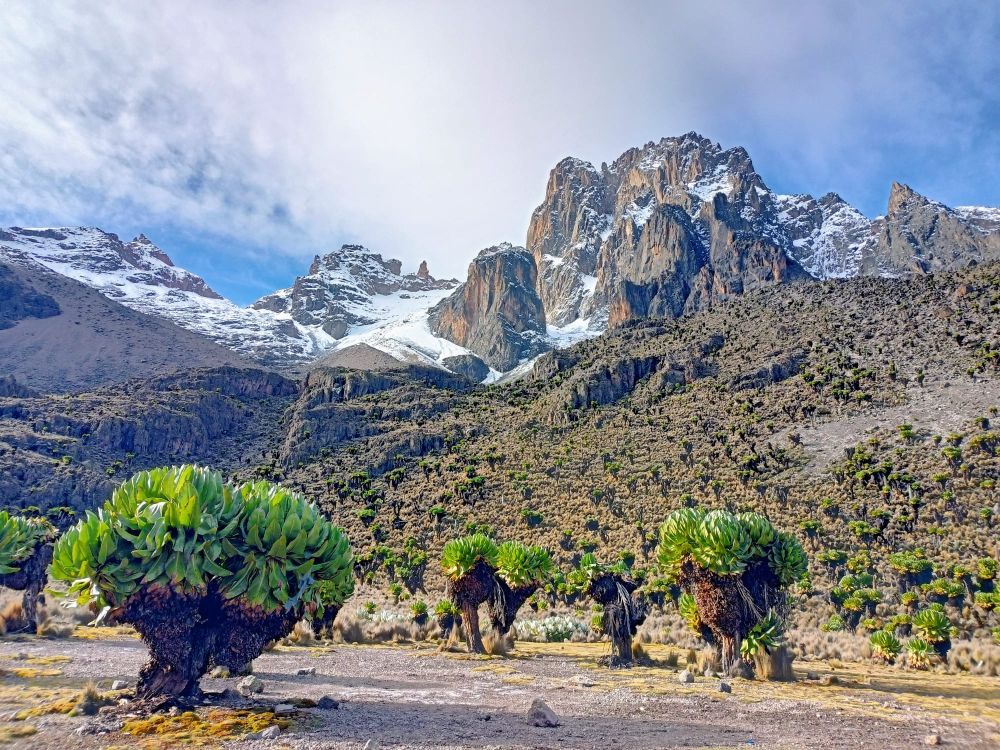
xmin=658 ymin=508 xmax=807 ymax=676
xmin=50 ymin=465 xmax=353 ymax=699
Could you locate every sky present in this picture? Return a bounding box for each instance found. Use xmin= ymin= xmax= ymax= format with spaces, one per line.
xmin=1 ymin=1 xmax=998 ymax=304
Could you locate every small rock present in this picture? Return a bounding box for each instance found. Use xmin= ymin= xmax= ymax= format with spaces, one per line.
xmin=526 ymin=698 xmax=560 ymax=728
xmin=806 ymin=671 xmax=820 ymax=680
xmin=678 ymin=669 xmax=695 ymax=684
xmin=274 ymin=703 xmax=296 ymax=717
xmin=573 ymin=675 xmax=595 ymax=687
xmin=924 ymin=734 xmax=941 ymax=746
xmin=476 ymin=712 xmax=491 ymax=721
xmin=703 ymin=669 xmax=716 ymax=678
xmin=259 ymin=725 xmax=281 ymax=740
xmin=167 ymin=706 xmax=180 ymax=717
xmin=316 ymin=696 xmax=339 ymax=710
xmin=718 ymin=681 xmax=732 ymax=693
xmin=296 ymin=667 xmax=316 ymax=676
xmin=237 ymin=675 xmax=264 ymax=696
xmin=210 ymin=666 xmax=231 ymax=678
xmin=75 ymin=719 xmax=123 ymax=736
xmin=110 ymin=680 xmax=128 ymax=690
xmin=819 ymin=675 xmax=839 ymax=686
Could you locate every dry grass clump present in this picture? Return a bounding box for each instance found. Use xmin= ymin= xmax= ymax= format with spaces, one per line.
xmin=282 ymin=620 xmax=316 ymax=647
xmin=0 ymin=724 xmax=38 ymax=744
xmin=483 ymin=632 xmax=514 ymax=656
xmin=946 ymin=640 xmax=1000 ymax=677
xmin=0 ymin=601 xmax=26 ymax=634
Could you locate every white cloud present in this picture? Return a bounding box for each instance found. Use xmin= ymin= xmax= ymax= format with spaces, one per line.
xmin=0 ymin=0 xmax=997 ymax=292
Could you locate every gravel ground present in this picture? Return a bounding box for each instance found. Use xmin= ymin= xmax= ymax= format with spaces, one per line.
xmin=0 ymin=635 xmax=997 ymax=749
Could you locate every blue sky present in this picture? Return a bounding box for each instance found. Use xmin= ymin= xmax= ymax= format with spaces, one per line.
xmin=1 ymin=1 xmax=998 ymax=304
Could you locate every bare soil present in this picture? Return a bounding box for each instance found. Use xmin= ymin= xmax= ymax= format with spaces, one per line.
xmin=1 ymin=631 xmax=997 ymax=749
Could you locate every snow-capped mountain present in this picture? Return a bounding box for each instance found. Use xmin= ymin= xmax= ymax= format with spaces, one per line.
xmin=0 ymin=228 xmax=464 ymax=369
xmin=3 ymin=133 xmax=998 ymax=383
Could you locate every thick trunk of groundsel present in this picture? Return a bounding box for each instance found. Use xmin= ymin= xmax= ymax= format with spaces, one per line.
xmin=589 ymin=573 xmax=647 ymax=667
xmin=122 ymin=586 xmax=208 ymax=700
xmin=120 ymin=584 xmax=302 ymax=700
xmin=310 ymin=605 xmax=342 ymax=639
xmin=461 ymin=601 xmax=485 ymax=653
xmin=487 ymin=579 xmax=537 ymax=636
xmin=210 ymin=600 xmax=298 ymax=671
xmin=684 ymin=559 xmax=788 ymax=678
xmin=450 ymin=560 xmax=495 ymax=654
xmin=688 ymin=566 xmax=748 ymax=676
xmin=0 ymin=543 xmax=53 ymax=633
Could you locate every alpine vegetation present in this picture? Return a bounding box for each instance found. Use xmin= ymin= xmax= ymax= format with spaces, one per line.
xmin=49 ymin=465 xmax=353 ymax=699
xmin=658 ymin=508 xmax=808 ymax=676
xmin=440 ymin=533 xmax=551 ymax=653
xmin=569 ymin=552 xmax=648 ymax=667
xmin=0 ymin=511 xmax=58 ymax=632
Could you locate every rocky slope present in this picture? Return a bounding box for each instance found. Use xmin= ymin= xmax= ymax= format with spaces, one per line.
xmin=0 ymin=256 xmax=247 ymax=392
xmin=0 ymin=366 xmax=296 ymax=512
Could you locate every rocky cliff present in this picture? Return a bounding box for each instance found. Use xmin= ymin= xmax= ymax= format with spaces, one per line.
xmin=871 ymin=182 xmax=1000 ymax=276
xmin=429 ymin=244 xmax=548 ymax=372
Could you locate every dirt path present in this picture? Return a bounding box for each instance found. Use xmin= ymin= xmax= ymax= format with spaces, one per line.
xmin=1 ymin=633 xmax=998 ymax=749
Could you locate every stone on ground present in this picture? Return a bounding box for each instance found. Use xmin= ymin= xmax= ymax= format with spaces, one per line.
xmin=237 ymin=675 xmax=264 ymax=696
xmin=527 ymin=698 xmax=560 ymax=727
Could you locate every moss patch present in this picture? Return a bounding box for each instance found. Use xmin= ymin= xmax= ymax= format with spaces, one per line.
xmin=9 ymin=667 xmax=62 ymax=679
xmin=121 ymin=708 xmax=288 ymax=747
xmin=71 ymin=625 xmax=138 ymax=640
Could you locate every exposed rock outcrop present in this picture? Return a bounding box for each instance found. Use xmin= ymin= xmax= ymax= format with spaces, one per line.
xmin=441 ymin=354 xmax=490 ymax=382
xmin=0 ymin=262 xmax=60 ymax=329
xmin=429 ymin=244 xmax=548 ymax=371
xmin=526 ymin=133 xmax=809 ymax=333
xmin=869 ymin=182 xmax=1000 ymax=276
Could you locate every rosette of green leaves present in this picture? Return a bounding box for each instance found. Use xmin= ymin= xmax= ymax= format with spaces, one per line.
xmin=740 ymin=610 xmax=782 ymax=658
xmin=736 ymin=512 xmax=775 ymax=556
xmin=567 ymin=552 xmax=631 ymax=591
xmin=440 ymin=533 xmax=498 ymax=580
xmin=50 ymin=466 xmax=241 ymax=607
xmin=906 ymin=637 xmax=933 ymax=668
xmin=691 ymin=510 xmax=752 ymax=576
xmin=655 ymin=507 xmax=704 ymax=575
xmin=495 ymin=541 xmax=552 ymax=589
xmin=767 ymin=532 xmax=809 ymax=586
xmin=0 ymin=511 xmax=57 ymax=574
xmin=224 ymin=481 xmax=353 ymax=615
xmin=912 ymin=607 xmax=951 ymax=643
xmin=677 ymin=592 xmax=701 ymax=633
xmin=869 ymin=630 xmax=902 ymax=661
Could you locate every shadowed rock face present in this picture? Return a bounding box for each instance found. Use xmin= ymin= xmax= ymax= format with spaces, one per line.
xmin=429 ymin=244 xmax=547 ymax=371
xmin=0 ymin=263 xmax=60 ymax=329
